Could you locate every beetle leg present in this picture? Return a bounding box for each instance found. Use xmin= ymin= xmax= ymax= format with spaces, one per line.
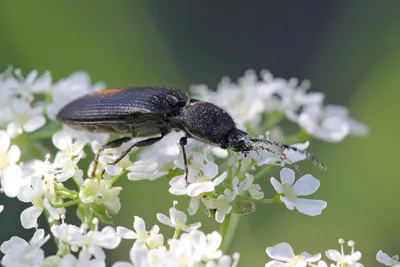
xmin=179 ymin=136 xmax=189 ymax=184
xmin=91 ymin=137 xmax=132 ymax=179
xmin=100 ymin=136 xmax=164 ymax=178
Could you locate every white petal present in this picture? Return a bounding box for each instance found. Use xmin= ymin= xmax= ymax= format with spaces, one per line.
xmin=325 ymin=249 xmax=341 ymax=261
xmin=280 ymin=196 xmax=295 ymax=210
xmin=265 ymin=260 xmax=288 ymax=267
xmin=156 ymin=213 xmax=174 ymax=227
xmin=52 ymin=131 xmax=71 ymax=151
xmin=270 ymin=177 xmax=283 ymax=193
xmin=116 ymin=226 xmax=137 ymax=239
xmin=187 ymin=181 xmax=214 ymax=197
xmin=0 ymin=131 xmax=10 ymax=152
xmin=212 ymin=171 xmax=227 ymax=186
xmin=170 ymin=208 xmax=187 ymax=225
xmin=112 ymin=263 xmax=134 ymax=267
xmin=20 ymin=206 xmax=43 ymax=229
xmin=188 ymin=198 xmax=200 ymax=215
xmin=348 ymin=118 xmax=369 ymax=136
xmin=7 ymin=145 xmax=21 ymax=163
xmin=133 ymin=216 xmax=146 ymax=233
xmin=6 ymin=122 xmax=22 ymax=138
xmin=295 ymin=198 xmax=327 ymax=216
xmin=203 ymin=161 xmax=218 ymax=178
xmin=301 ymin=252 xmax=321 ymax=262
xmin=105 ymin=165 xmax=123 ymax=176
xmin=266 ymin=242 xmax=295 ymax=261
xmin=23 ymin=115 xmax=46 ymax=132
xmin=18 ymin=185 xmax=34 ymax=202
xmin=215 ymin=209 xmax=226 ymax=223
xmin=2 ymin=165 xmax=25 ymax=197
xmin=293 ymin=174 xmax=320 ymax=196
xmin=376 ymin=250 xmax=393 ymax=265
xmin=280 ymin=168 xmax=295 ymax=185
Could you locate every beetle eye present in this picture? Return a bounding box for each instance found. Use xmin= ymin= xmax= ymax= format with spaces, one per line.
xmin=166 ymin=94 xmax=179 ymax=106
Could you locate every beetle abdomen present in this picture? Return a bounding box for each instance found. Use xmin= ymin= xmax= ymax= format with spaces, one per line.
xmin=56 ymin=87 xmax=189 ymax=123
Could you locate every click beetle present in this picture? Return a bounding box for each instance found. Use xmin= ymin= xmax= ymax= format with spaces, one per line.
xmin=56 ymin=86 xmax=326 ymax=179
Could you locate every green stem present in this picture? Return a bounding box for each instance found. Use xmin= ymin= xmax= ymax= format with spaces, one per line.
xmin=53 ymin=199 xmax=80 ymax=208
xmin=57 ymin=189 xmax=78 ymax=199
xmin=173 ymin=228 xmax=182 ymax=239
xmin=219 ymin=213 xmax=241 ymax=253
xmin=251 ymin=198 xmax=274 ymax=204
xmin=254 ymin=165 xmax=274 ymax=181
xmin=110 ymin=170 xmax=126 ymax=185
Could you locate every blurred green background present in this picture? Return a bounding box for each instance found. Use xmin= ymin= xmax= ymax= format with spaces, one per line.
xmin=0 ymin=1 xmax=399 ymax=266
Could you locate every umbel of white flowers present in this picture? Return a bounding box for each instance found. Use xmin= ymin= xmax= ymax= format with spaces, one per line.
xmin=0 ymin=67 xmax=373 ymax=266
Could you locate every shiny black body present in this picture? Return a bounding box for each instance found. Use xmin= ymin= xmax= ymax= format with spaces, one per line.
xmin=57 ymin=86 xmax=325 ymax=177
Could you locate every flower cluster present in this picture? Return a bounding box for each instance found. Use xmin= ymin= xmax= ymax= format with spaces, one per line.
xmin=265 ymin=239 xmax=400 ymax=267
xmin=0 ymin=67 xmax=370 ymax=266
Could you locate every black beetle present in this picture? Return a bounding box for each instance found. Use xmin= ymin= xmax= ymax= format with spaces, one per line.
xmin=56 ymin=86 xmax=326 ymax=179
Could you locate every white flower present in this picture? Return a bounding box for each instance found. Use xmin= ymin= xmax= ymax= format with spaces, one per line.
xmin=79 ymin=179 xmax=101 ymax=203
xmin=47 ymin=71 xmax=105 ymax=120
xmin=7 ymin=99 xmax=46 ymax=137
xmin=51 ymin=223 xmax=81 ymax=244
xmin=206 ymin=189 xmax=236 ymax=223
xmin=376 ymin=250 xmax=400 ymax=266
xmin=127 ymin=157 xmax=169 ymax=181
xmin=68 ymin=223 xmax=121 ymax=260
xmin=0 ymin=131 xmax=25 ymax=197
xmin=270 ymin=168 xmax=327 ymax=216
xmin=117 ymin=216 xmax=164 ymax=249
xmin=112 ymin=246 xmax=165 ymax=267
xmin=58 ymin=251 xmax=106 ymax=267
xmin=157 ymin=201 xmax=201 ymax=232
xmin=1 ymin=229 xmax=50 ymax=267
xmin=0 ymin=205 xmax=3 ymax=213
xmin=18 ymin=176 xmax=60 ymax=229
xmin=325 ymin=239 xmax=364 ymax=267
xmin=78 ymin=179 xmax=122 ymax=213
xmin=53 ymin=130 xmax=86 ymax=157
xmin=5 ymin=69 xmax=52 ymax=101
xmin=265 ymin=242 xmax=321 ymax=267
xmin=169 ymin=158 xmax=227 ymax=197
xmin=232 ymin=173 xmax=264 ymax=200
xmin=0 ymin=131 xmax=20 ymax=168
xmin=268 ymin=77 xmax=324 ymax=121
xmin=298 ymin=104 xmax=369 ymax=142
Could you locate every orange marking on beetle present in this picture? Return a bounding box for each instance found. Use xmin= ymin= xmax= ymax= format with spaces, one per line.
xmin=92 ymin=88 xmax=124 ymax=96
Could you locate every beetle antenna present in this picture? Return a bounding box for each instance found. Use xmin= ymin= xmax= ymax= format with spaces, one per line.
xmin=252 ymin=138 xmax=327 ymax=171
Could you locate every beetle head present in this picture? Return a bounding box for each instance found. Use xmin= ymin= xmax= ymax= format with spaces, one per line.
xmin=227 ymin=128 xmax=258 ymax=152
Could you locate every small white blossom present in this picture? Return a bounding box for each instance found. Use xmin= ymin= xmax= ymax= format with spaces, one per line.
xmin=206 ymin=189 xmax=236 ymax=223
xmin=112 ymin=246 xmax=167 ymax=267
xmin=68 ymin=222 xmax=121 ymax=260
xmin=325 ymin=239 xmax=364 ymax=267
xmin=117 ymin=216 xmax=164 ymax=249
xmin=270 ymin=168 xmax=327 ymax=216
xmin=157 ymin=201 xmax=201 ymax=232
xmin=265 ymin=242 xmax=321 ymax=267
xmin=298 ymin=104 xmax=369 ymax=142
xmin=7 ymin=99 xmax=46 ymax=137
xmin=376 ymin=250 xmax=400 ymax=266
xmin=1 ymin=229 xmax=50 ymax=267
xmin=58 ymin=250 xmax=106 ymax=267
xmin=18 ymin=176 xmax=60 ymax=229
